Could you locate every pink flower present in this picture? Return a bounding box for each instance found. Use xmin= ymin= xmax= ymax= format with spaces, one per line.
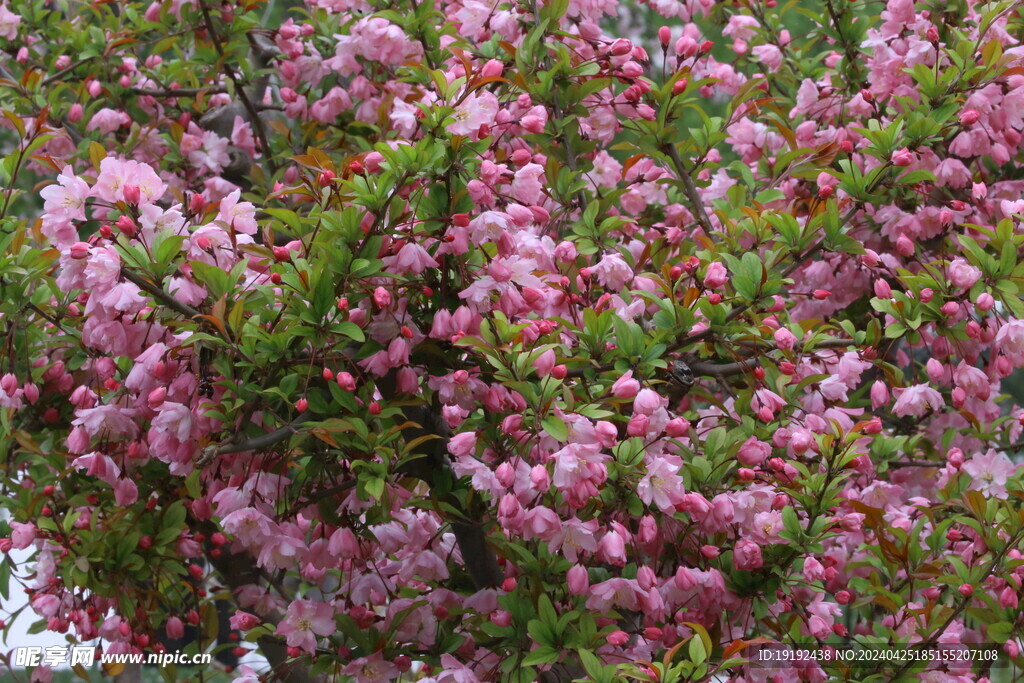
xmin=948 ymin=258 xmax=981 ymax=290
xmin=40 ymin=166 xmax=91 ymax=222
xmin=996 ymin=320 xmax=1024 ymax=366
xmin=0 ymin=4 xmax=21 ymax=40
xmin=737 ymin=437 xmax=770 ymax=466
xmin=276 ymin=599 xmax=335 ymax=653
xmin=447 ymin=91 xmax=499 ymax=137
xmin=734 ymin=538 xmax=763 ymax=570
xmin=93 ymin=157 xmax=166 ymax=205
xmin=773 ymin=327 xmax=796 ymax=351
xmin=962 ymin=449 xmax=1017 ymax=499
xmin=391 ymin=242 xmax=438 ymax=275
xmin=592 ymin=253 xmax=633 ymax=291
xmin=637 ymin=457 xmax=686 ymax=512
xmin=893 ymin=384 xmax=944 ymax=417
xmin=216 ymin=190 xmax=259 ymax=235
xmin=585 ymin=578 xmax=643 ymax=612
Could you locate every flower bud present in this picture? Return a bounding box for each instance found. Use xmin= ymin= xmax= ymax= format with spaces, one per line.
xmin=123 ymin=184 xmax=141 ymax=205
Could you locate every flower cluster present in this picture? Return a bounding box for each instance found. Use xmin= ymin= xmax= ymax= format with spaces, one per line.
xmin=1 ymin=0 xmax=1024 ymax=681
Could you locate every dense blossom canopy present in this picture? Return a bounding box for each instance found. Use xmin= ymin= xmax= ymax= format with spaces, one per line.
xmin=1 ymin=0 xmax=1024 ymax=680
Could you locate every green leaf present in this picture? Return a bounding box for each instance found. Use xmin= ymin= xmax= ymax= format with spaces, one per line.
xmin=541 ymin=415 xmax=568 ymax=442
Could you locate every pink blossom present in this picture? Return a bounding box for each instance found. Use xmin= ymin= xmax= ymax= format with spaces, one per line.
xmin=948 ymin=258 xmax=981 ymax=290
xmin=637 ymin=457 xmax=686 ymax=512
xmin=447 ymin=91 xmax=499 ymax=137
xmin=734 ymin=538 xmax=764 ymax=570
xmin=962 ymin=450 xmax=1017 ymax=499
xmin=893 ymin=384 xmax=944 ymax=417
xmin=276 ymin=600 xmax=336 ymax=653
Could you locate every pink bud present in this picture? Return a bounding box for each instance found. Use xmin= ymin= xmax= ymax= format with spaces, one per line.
xmin=116 ymin=215 xmax=137 ymax=236
xmin=941 ymin=301 xmax=959 ymax=316
xmin=835 ymin=590 xmax=851 ymax=605
xmin=606 ymin=630 xmax=630 ymax=646
xmin=480 ymin=59 xmax=504 ymax=78
xmin=665 ymin=418 xmax=689 ymax=437
xmin=891 ymin=147 xmax=915 ymax=167
xmin=947 ymin=448 xmax=964 ymax=467
xmin=501 ymin=415 xmax=522 ymax=434
xmin=626 ymin=413 xmax=651 ymax=437
xmin=373 ymin=286 xmax=391 ymax=308
xmin=165 ymin=617 xmax=184 ymax=640
xmin=495 ymin=462 xmax=515 ymax=488
xmin=122 ymin=184 xmax=141 ymax=205
xmin=870 ymin=380 xmax=889 ymax=409
xmin=529 ymin=464 xmax=550 ymax=491
xmin=958 ymin=584 xmax=974 ymax=597
xmin=533 ymin=349 xmax=556 ymax=377
xmin=609 ymin=39 xmax=632 ymax=56
xmin=336 ymin=372 xmax=356 ymax=391
xmin=976 ymin=292 xmax=995 ymax=311
xmin=68 ymin=103 xmax=83 ymax=123
xmin=189 ymin=193 xmax=206 ymax=214
xmin=999 ymin=586 xmax=1019 ymax=609
xmin=812 ymin=289 xmax=831 ymax=300
xmin=69 ymin=242 xmax=91 ymax=259
xmin=873 ymin=279 xmax=892 ymax=298
xmin=87 ymin=80 xmax=102 ymax=97
xmin=658 ymin=26 xmax=671 ymax=46
xmin=959 ymin=109 xmax=980 ymax=126
xmin=567 ymin=564 xmax=589 ymax=594
xmin=919 ymin=288 xmax=934 ymax=303
xmin=147 ymin=387 xmax=167 ymax=407
xmin=699 ymin=545 xmax=720 ymax=559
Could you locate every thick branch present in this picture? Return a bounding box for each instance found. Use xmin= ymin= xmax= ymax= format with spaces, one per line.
xmin=204 ymin=539 xmax=319 ymax=683
xmin=377 ymin=371 xmax=503 ymax=589
xmin=198 ymin=0 xmax=278 ymax=176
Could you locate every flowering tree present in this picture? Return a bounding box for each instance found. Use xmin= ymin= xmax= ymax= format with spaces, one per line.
xmin=2 ymin=0 xmax=1024 ymax=680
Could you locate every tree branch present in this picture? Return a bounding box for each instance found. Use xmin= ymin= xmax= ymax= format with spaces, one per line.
xmin=198 ymin=0 xmax=278 ymax=177
xmin=120 ymin=267 xmax=201 ymax=320
xmin=661 ymin=142 xmax=711 ymax=230
xmin=130 ymin=86 xmax=227 ymax=97
xmin=203 ymin=537 xmax=320 ymax=683
xmin=196 ymin=415 xmax=312 ymax=466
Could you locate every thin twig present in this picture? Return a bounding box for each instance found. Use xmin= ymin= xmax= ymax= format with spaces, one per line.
xmin=130 ymin=86 xmax=227 ymax=97
xmin=661 ymin=142 xmax=711 ymax=230
xmin=120 ymin=267 xmax=201 ymax=319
